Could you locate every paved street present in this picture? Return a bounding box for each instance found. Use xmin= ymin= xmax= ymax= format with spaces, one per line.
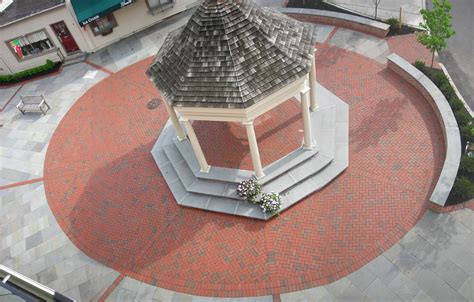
xmin=433 ymin=0 xmax=474 ymax=111
xmin=0 ymin=4 xmax=473 ymax=302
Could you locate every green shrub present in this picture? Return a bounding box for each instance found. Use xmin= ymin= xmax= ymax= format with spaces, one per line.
xmin=431 ymin=72 xmax=449 ymax=87
xmin=414 ymin=60 xmax=426 ymax=71
xmin=459 ymin=155 xmax=474 ymax=176
xmin=454 ymin=109 xmax=472 ymax=127
xmin=450 ymin=176 xmax=474 ymax=200
xmin=449 ymin=97 xmax=465 ymax=111
xmin=386 ymin=18 xmax=399 ymax=28
xmin=460 ymin=124 xmax=474 ymax=142
xmin=0 ymin=60 xmax=58 ymax=84
xmin=440 ymin=82 xmax=456 ymax=100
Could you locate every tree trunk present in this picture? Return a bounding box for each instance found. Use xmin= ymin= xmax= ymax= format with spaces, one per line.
xmin=431 ymin=51 xmax=435 ymax=67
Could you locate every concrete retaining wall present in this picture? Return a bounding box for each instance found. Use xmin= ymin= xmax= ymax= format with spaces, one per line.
xmin=387 ymin=53 xmax=461 ymax=207
xmin=279 ymin=8 xmax=390 ymax=38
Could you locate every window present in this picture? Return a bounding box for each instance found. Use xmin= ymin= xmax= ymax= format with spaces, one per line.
xmin=146 ymin=0 xmax=173 ymax=12
xmin=89 ymin=13 xmax=118 ymax=36
xmin=8 ymin=30 xmax=55 ymax=61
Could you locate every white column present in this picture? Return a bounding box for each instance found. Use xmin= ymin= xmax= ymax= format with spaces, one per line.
xmin=181 ymin=118 xmax=210 ymax=173
xmin=243 ymin=121 xmax=264 ymax=178
xmin=300 ymin=86 xmax=314 ymax=150
xmin=164 ymin=101 xmax=186 ymax=140
xmin=309 ymin=49 xmax=318 ymax=111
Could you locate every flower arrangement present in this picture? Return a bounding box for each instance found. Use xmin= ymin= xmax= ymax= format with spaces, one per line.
xmin=236 ymin=178 xmax=282 ymax=216
xmin=259 ymin=192 xmax=282 ymax=215
xmin=236 ymin=177 xmax=261 ymax=203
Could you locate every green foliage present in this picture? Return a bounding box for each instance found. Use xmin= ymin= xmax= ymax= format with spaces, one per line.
xmin=459 ymin=155 xmax=474 ymax=176
xmin=440 ymin=82 xmax=456 ymax=100
xmin=450 ymin=176 xmax=474 ymax=200
xmin=454 ymin=109 xmax=472 ymax=127
xmin=413 ymin=60 xmax=426 ymax=71
xmin=417 ymin=0 xmax=455 ymax=66
xmin=449 ymin=97 xmax=465 ymax=112
xmin=431 ymin=72 xmax=449 ymax=87
xmin=460 ymin=124 xmax=474 ymax=142
xmin=0 ymin=60 xmax=59 ymax=84
xmin=386 ymin=18 xmax=399 ymax=28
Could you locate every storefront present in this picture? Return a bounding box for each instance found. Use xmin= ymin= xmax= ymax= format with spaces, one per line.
xmin=0 ymin=0 xmax=88 ymax=75
xmin=68 ymin=0 xmax=198 ymax=52
xmin=0 ymin=0 xmax=198 ymax=75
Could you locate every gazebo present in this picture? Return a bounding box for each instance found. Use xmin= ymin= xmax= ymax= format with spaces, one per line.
xmin=147 ymin=0 xmax=349 ymax=219
xmin=147 ymin=0 xmax=318 ymax=178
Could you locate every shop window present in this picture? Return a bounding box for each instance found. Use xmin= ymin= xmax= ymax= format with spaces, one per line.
xmin=8 ymin=30 xmax=55 ymax=61
xmin=147 ymin=0 xmax=173 ymax=13
xmin=90 ymin=13 xmax=118 ymax=36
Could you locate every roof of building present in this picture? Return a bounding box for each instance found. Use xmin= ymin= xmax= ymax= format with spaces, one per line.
xmin=0 ymin=0 xmax=64 ymax=27
xmin=146 ymin=0 xmax=316 ymax=109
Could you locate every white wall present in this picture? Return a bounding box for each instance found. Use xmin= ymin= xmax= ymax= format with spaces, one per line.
xmin=0 ymin=5 xmax=89 ymax=75
xmin=0 ymin=0 xmax=198 ymax=75
xmin=69 ymin=0 xmax=199 ymax=52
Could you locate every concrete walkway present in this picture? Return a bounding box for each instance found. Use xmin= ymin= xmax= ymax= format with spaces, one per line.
xmin=326 ymin=0 xmax=425 ymax=26
xmin=0 ymin=10 xmax=472 ymax=302
xmin=104 ymin=209 xmax=473 ymax=302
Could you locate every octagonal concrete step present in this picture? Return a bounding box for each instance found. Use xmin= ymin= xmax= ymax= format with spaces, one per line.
xmin=173 ymin=136 xmax=319 ymax=185
xmin=151 ymin=84 xmax=349 ymax=220
xmin=163 ymin=139 xmax=334 ymax=201
xmin=163 ymin=101 xmax=338 ymax=200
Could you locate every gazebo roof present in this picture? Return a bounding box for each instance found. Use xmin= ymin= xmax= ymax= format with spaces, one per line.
xmin=146 ymin=0 xmax=316 ymax=109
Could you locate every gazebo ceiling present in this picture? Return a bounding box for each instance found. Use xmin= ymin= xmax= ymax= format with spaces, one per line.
xmin=146 ymin=0 xmax=316 ymax=109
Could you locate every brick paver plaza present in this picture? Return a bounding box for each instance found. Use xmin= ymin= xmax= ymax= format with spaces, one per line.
xmin=1 ymin=10 xmax=473 ymax=302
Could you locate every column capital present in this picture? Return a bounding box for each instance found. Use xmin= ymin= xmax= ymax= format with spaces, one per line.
xmin=301 ymin=86 xmax=311 ymax=94
xmin=242 ymin=120 xmax=254 ymax=126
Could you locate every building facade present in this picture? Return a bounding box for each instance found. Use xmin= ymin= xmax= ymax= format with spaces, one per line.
xmin=0 ymin=0 xmax=198 ymax=75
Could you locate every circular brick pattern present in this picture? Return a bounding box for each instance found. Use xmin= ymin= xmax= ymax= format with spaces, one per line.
xmin=44 ymin=46 xmax=444 ymax=297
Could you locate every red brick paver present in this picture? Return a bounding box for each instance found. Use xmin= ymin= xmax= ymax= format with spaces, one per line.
xmin=44 ymin=45 xmax=444 ymax=297
xmin=387 ymin=34 xmax=440 ymax=68
xmin=194 ymin=99 xmax=303 ymax=170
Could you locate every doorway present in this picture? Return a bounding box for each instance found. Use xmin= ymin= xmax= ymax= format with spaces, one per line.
xmin=51 ymin=21 xmax=80 ymax=54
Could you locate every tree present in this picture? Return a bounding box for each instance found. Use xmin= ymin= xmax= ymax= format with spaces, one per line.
xmin=374 ymin=0 xmax=382 ymax=20
xmin=417 ymin=0 xmax=455 ymax=67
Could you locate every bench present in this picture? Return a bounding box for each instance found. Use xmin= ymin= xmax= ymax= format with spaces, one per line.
xmin=16 ymin=95 xmax=51 ymax=115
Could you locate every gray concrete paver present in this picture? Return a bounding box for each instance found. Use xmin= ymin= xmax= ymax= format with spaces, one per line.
xmin=347 ymin=264 xmax=377 ymax=292
xmin=326 ymin=0 xmax=423 ymax=26
xmin=328 ymin=28 xmax=390 ymax=64
xmin=364 ymin=278 xmax=403 ymax=301
xmin=1 ymin=13 xmax=473 ymax=302
xmin=367 ymin=255 xmax=401 ymax=285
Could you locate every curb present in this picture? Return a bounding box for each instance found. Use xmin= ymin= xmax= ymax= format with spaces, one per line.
xmin=438 ymin=62 xmax=474 ymax=118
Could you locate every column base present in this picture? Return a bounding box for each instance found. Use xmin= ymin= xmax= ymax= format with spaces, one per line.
xmin=200 ymin=165 xmax=211 ymax=173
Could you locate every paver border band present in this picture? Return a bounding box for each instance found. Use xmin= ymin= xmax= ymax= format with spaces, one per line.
xmin=387 ymin=53 xmax=461 ymax=207
xmin=278 ymin=7 xmax=390 ymax=38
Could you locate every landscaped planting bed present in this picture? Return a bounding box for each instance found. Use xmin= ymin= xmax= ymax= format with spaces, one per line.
xmin=414 ymin=60 xmax=474 ymax=204
xmin=0 ymin=60 xmax=61 ymax=86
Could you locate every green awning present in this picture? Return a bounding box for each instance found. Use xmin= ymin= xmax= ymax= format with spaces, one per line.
xmin=71 ymin=0 xmax=134 ymax=26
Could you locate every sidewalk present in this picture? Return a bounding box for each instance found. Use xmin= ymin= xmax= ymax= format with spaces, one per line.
xmin=326 ymin=0 xmax=424 ymax=26
xmin=0 ymin=6 xmax=473 ymax=302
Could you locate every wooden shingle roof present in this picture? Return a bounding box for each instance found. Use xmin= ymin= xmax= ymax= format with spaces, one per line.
xmin=146 ymin=0 xmax=316 ymax=109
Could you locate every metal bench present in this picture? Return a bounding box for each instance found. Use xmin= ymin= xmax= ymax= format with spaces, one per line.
xmin=16 ymin=95 xmax=51 ymax=115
